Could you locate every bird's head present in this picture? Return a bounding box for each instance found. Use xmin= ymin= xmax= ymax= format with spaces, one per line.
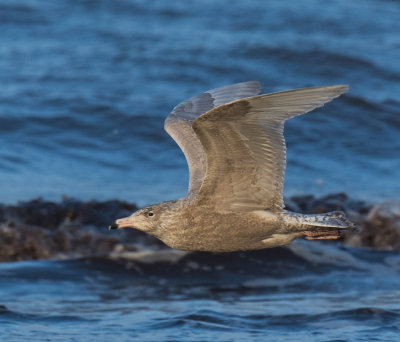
xmin=109 ymin=200 xmax=180 ymax=237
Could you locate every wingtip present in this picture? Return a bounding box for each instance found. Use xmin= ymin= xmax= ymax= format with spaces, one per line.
xmin=328 ymin=84 xmax=349 ymax=96
xmin=307 ymin=84 xmax=349 ymax=100
xmin=247 ymin=80 xmax=262 ymax=93
xmin=230 ymin=80 xmax=262 ymax=95
xmin=336 ymin=83 xmax=349 ymax=90
xmin=254 ymin=80 xmax=262 ymax=94
xmin=248 ymin=80 xmax=262 ymax=87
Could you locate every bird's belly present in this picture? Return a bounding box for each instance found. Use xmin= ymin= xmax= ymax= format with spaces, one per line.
xmin=168 ymin=210 xmax=283 ymax=252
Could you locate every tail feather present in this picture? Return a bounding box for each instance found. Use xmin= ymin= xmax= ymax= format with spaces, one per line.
xmin=284 ymin=211 xmax=356 ymax=241
xmin=301 ymin=211 xmax=355 ymax=229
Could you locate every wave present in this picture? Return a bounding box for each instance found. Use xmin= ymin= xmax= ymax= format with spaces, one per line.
xmin=147 ymin=306 xmax=400 ymax=331
xmin=0 ymin=304 xmax=96 ymax=323
xmin=243 ymin=45 xmax=400 ymax=82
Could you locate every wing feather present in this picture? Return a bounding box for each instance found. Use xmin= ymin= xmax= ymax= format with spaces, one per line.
xmin=192 ymin=85 xmax=349 ymax=211
xmin=164 ymin=81 xmax=261 ymax=198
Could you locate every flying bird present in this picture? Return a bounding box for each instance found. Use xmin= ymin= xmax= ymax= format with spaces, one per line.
xmin=109 ymin=81 xmax=354 ymax=252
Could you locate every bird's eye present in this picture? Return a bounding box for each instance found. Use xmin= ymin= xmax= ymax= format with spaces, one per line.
xmin=148 ymin=211 xmax=154 ymax=217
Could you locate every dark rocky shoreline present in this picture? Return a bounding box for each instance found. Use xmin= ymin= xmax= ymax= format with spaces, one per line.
xmin=0 ymin=193 xmax=399 ymax=262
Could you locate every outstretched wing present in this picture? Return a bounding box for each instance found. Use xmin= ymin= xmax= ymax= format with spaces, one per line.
xmin=164 ymin=81 xmax=261 ymax=198
xmin=192 ymin=85 xmax=348 ymax=212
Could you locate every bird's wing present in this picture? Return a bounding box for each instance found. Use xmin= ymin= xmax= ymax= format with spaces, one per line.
xmin=164 ymin=81 xmax=261 ymax=198
xmin=192 ymin=85 xmax=348 ymax=212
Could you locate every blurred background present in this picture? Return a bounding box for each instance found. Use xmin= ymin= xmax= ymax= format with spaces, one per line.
xmin=1 ymin=1 xmax=400 ymax=341
xmin=0 ymin=0 xmax=399 ymax=206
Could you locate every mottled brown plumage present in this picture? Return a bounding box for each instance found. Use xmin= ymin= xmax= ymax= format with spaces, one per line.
xmin=110 ymin=81 xmax=355 ymax=252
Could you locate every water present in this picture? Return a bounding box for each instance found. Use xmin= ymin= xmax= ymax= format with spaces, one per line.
xmin=0 ymin=0 xmax=399 ymax=206
xmin=1 ymin=0 xmax=400 ymax=340
xmin=1 ymin=243 xmax=400 ymax=341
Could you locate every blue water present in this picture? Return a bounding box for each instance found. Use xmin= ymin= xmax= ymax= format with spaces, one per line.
xmin=1 ymin=0 xmax=400 ymax=340
xmin=1 ymin=243 xmax=400 ymax=341
xmin=0 ymin=0 xmax=399 ymax=206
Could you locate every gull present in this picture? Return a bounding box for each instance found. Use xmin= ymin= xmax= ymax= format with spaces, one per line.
xmin=109 ymin=81 xmax=354 ymax=252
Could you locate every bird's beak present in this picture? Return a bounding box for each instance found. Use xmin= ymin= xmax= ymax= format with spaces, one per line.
xmin=108 ymin=216 xmax=133 ymax=230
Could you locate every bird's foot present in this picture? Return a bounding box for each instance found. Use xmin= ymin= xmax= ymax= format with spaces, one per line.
xmin=303 ymin=229 xmax=341 ymax=240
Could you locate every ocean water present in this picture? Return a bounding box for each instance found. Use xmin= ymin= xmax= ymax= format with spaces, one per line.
xmin=1 ymin=243 xmax=400 ymax=341
xmin=0 ymin=0 xmax=399 ymax=206
xmin=1 ymin=0 xmax=400 ymax=341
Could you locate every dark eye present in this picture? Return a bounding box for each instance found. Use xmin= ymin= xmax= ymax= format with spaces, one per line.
xmin=148 ymin=211 xmax=154 ymax=217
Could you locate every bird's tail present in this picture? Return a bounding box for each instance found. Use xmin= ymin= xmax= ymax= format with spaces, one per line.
xmin=285 ymin=211 xmax=356 ymax=240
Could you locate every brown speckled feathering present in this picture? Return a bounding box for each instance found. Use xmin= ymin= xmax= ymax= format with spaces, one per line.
xmin=110 ymin=81 xmax=355 ymax=252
